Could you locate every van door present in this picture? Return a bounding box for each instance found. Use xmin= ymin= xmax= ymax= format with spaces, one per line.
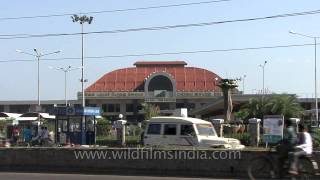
xmin=179 ymin=124 xmax=198 ymax=146
xmin=144 ymin=123 xmax=163 ymax=146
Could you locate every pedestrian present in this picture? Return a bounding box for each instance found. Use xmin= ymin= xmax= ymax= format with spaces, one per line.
xmin=23 ymin=126 xmax=32 ymax=146
xmin=41 ymin=127 xmax=49 ymax=146
xmin=32 ymin=126 xmax=44 ymax=146
xmin=12 ymin=125 xmax=20 ymax=146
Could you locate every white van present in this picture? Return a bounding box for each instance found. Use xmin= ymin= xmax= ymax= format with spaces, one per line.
xmin=143 ymin=116 xmax=245 ymax=149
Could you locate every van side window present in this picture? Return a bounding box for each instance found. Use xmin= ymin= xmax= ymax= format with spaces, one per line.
xmin=181 ymin=124 xmax=195 ymax=136
xmin=147 ymin=124 xmax=161 ymax=134
xmin=164 ymin=124 xmax=177 ymax=135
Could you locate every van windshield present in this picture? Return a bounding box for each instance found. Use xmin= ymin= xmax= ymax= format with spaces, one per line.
xmin=196 ymin=124 xmax=217 ymax=136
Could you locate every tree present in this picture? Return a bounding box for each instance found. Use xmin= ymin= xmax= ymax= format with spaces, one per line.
xmin=96 ymin=117 xmax=112 ymax=136
xmin=238 ymin=94 xmax=303 ymax=120
xmin=141 ymin=103 xmax=160 ymax=120
xmin=218 ymin=79 xmax=238 ymax=123
xmin=268 ymin=94 xmax=304 ymax=118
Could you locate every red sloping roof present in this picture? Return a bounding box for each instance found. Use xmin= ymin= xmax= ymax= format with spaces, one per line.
xmin=86 ymin=62 xmax=221 ymax=92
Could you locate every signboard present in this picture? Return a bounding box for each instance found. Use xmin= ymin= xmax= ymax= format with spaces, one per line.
xmin=263 ymin=115 xmax=284 ymax=144
xmin=51 ymin=107 xmax=101 ymax=116
xmin=79 ymin=91 xmax=217 ymax=99
xmin=79 ymin=92 xmax=145 ymax=99
xmin=177 ymin=92 xmax=215 ymax=98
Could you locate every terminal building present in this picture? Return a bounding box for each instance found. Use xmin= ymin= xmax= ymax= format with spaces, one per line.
xmin=83 ymin=61 xmax=230 ymax=121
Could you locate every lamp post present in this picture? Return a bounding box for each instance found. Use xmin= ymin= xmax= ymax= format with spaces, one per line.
xmin=259 ymin=61 xmax=267 ymax=95
xmin=71 ymin=14 xmax=93 ymax=108
xmin=240 ymin=74 xmax=247 ymax=94
xmin=71 ymin=14 xmax=93 ymax=145
xmin=49 ymin=66 xmax=80 ymax=106
xmin=289 ymin=31 xmax=319 ymax=126
xmin=16 ymin=49 xmax=61 ymax=110
xmin=214 ymin=77 xmax=219 ymax=95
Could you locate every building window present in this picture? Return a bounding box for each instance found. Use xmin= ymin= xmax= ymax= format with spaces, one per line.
xmin=126 ymin=104 xmax=134 ymax=112
xmin=102 ymin=104 xmax=107 ymax=112
xmin=103 ymin=104 xmax=120 ymax=113
xmin=176 ymin=103 xmax=185 ymax=109
xmin=187 ymin=103 xmax=195 ymax=110
xmin=115 ymin=104 xmax=120 ymax=112
xmin=164 ymin=124 xmax=177 ymax=135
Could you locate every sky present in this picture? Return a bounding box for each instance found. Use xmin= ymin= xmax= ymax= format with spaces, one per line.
xmin=0 ymin=0 xmax=320 ymax=101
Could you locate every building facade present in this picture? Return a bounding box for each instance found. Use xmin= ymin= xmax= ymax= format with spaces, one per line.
xmin=82 ymin=61 xmax=226 ymax=121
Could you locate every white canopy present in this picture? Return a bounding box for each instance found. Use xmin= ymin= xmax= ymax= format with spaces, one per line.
xmin=0 ymin=112 xmax=22 ymax=120
xmin=16 ymin=112 xmax=55 ymax=122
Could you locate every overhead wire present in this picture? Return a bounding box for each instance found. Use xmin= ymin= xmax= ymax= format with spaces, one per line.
xmin=0 ymin=0 xmax=233 ymax=21
xmin=0 ymin=43 xmax=315 ymax=63
xmin=0 ymin=9 xmax=319 ymax=40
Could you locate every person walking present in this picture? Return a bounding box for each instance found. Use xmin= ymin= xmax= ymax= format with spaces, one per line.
xmin=23 ymin=126 xmax=32 ymax=146
xmin=12 ymin=125 xmax=20 ymax=146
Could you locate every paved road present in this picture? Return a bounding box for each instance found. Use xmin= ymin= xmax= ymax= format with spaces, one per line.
xmin=0 ymin=173 xmax=241 ymax=180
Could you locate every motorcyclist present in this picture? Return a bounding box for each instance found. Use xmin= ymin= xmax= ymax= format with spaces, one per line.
xmin=277 ymin=119 xmax=297 ymax=176
xmin=289 ymin=124 xmax=313 ymax=175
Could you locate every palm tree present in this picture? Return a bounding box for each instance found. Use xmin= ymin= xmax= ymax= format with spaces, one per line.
xmin=238 ymin=94 xmax=303 ymax=120
xmin=141 ymin=103 xmax=160 ymax=120
xmin=218 ymin=79 xmax=238 ymax=123
xmin=240 ymin=96 xmax=271 ymax=120
xmin=268 ymin=94 xmax=303 ymax=118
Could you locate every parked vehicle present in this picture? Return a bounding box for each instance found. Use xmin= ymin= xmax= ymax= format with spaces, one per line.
xmin=143 ymin=116 xmax=245 ymax=149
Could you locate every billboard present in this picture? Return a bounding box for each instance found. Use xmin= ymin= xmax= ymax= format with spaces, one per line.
xmin=263 ymin=115 xmax=284 ymax=144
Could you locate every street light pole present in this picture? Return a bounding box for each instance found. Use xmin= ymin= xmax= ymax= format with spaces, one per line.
xmin=241 ymin=74 xmax=246 ymax=94
xmin=49 ymin=66 xmax=80 ymax=106
xmin=259 ymin=61 xmax=267 ymax=95
xmin=16 ymin=49 xmax=61 ymax=110
xmin=289 ymin=31 xmax=319 ymax=126
xmin=72 ymin=14 xmax=93 ymax=145
xmin=71 ymin=14 xmax=93 ymax=108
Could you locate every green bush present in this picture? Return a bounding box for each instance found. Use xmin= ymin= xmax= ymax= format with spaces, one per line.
xmin=96 ymin=118 xmax=112 ymax=136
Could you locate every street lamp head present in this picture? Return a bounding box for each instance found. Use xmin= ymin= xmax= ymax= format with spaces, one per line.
xmin=72 ymin=14 xmax=94 ymax=24
xmin=88 ymin=16 xmax=93 ymax=24
xmin=71 ymin=14 xmax=79 ymax=22
xmin=33 ymin=48 xmax=37 ymax=52
xmin=16 ymin=49 xmax=22 ymax=53
xmin=289 ymin=30 xmax=296 ymax=34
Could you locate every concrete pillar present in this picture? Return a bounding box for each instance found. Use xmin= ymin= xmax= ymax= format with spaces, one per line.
xmin=248 ymin=118 xmax=261 ymax=147
xmin=290 ymin=118 xmax=301 ymax=133
xmin=120 ymin=103 xmax=126 ymax=118
xmin=212 ymin=119 xmax=224 ymax=137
